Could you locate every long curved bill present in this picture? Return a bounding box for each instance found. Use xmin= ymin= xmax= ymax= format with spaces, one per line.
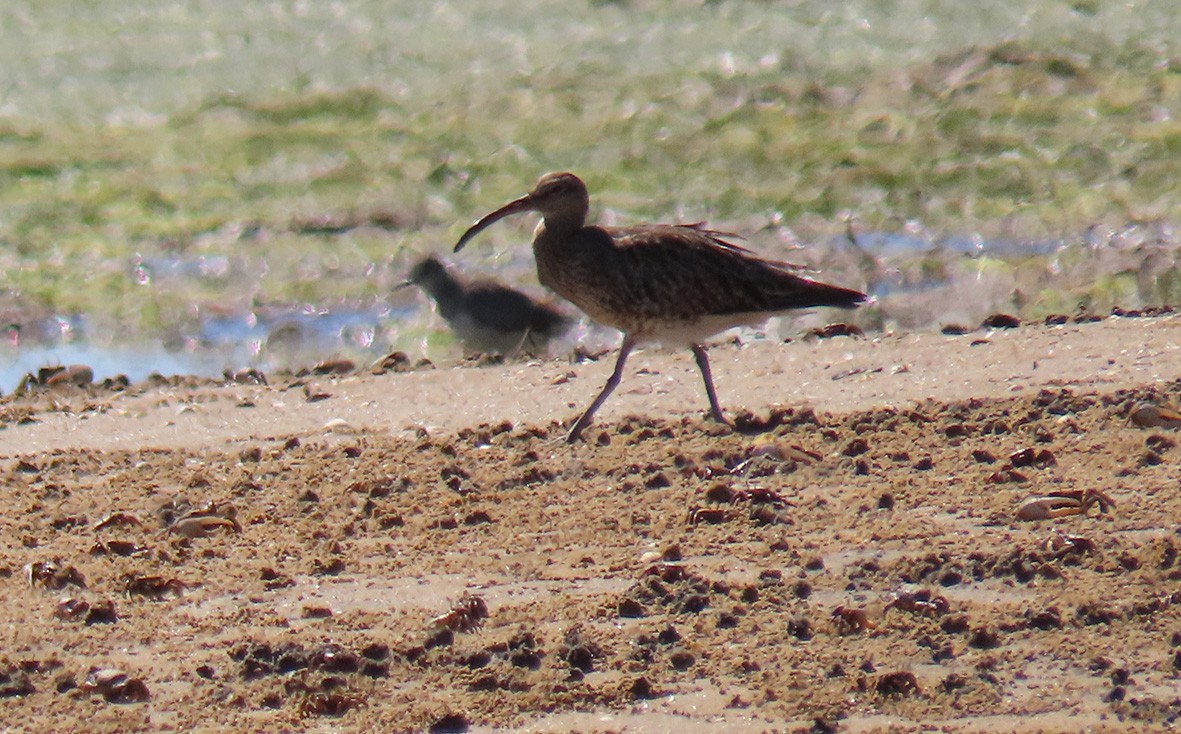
xmin=454 ymin=194 xmax=536 ymax=252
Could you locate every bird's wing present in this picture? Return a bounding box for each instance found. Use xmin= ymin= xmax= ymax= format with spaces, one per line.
xmin=612 ymin=223 xmax=814 ymax=272
xmin=600 ymin=224 xmax=864 ymax=319
xmin=529 ymin=302 xmax=575 ymax=338
xmin=464 ymin=284 xmax=549 ymax=332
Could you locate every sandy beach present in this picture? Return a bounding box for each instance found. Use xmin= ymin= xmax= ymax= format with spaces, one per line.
xmin=3 ymin=314 xmax=1180 ymax=732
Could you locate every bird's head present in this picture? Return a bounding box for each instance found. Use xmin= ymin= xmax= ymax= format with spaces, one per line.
xmin=454 ymin=172 xmax=589 ymax=252
xmin=398 ymin=255 xmax=449 ymax=290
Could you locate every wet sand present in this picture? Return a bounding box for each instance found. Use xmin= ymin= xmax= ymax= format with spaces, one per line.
xmin=2 ymin=315 xmax=1180 ymax=732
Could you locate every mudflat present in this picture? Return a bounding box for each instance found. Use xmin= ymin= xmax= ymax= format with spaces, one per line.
xmin=3 ymin=315 xmax=1180 ymax=732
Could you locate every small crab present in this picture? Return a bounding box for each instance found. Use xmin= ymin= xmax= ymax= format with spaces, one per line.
xmin=430 ymin=593 xmax=488 ymax=634
xmin=885 ymin=590 xmax=950 ymax=618
xmin=832 ymin=605 xmax=877 ymax=634
xmin=224 ymin=367 xmax=268 ymax=385
xmin=876 ymin=670 xmax=921 ymax=697
xmin=25 ymin=560 xmax=87 ymax=590
xmin=1042 ymin=529 xmax=1097 ymax=557
xmin=686 ymin=506 xmax=729 ymax=525
xmin=184 ymin=499 xmax=238 ymax=520
xmin=54 ymin=597 xmax=92 ymax=621
xmin=731 ymin=487 xmax=792 ymax=507
xmin=55 ymin=598 xmax=117 ymax=624
xmin=169 ymin=515 xmax=241 ymax=539
xmin=123 ymin=574 xmax=187 ymax=599
xmin=1016 ymin=489 xmax=1115 ymax=521
xmin=165 ymin=500 xmax=242 ymax=539
xmin=94 ymin=512 xmax=143 ymax=531
xmin=80 ymin=668 xmax=150 ymax=703
xmin=1129 ymin=401 xmax=1181 ymax=429
xmin=730 ymin=436 xmax=821 ymax=475
xmin=89 ymin=539 xmax=149 ymax=557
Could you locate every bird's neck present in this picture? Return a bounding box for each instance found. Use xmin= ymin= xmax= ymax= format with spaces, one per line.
xmin=420 ymin=274 xmax=465 ymax=319
xmin=539 ymin=208 xmax=585 ymax=242
xmin=532 ymin=221 xmax=570 ymax=296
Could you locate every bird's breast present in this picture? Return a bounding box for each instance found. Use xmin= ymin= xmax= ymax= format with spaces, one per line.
xmin=532 ymin=234 xmax=628 ymax=327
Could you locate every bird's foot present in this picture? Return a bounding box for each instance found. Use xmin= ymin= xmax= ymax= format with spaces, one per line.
xmin=710 ymin=409 xmax=734 ymax=429
xmin=565 ymin=415 xmax=595 ymax=444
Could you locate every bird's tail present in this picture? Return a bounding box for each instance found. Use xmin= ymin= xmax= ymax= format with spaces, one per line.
xmin=775 ymin=276 xmax=869 ymax=311
xmin=530 ymin=308 xmax=576 ymax=338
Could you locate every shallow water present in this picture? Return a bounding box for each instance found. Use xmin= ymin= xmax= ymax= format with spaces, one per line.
xmin=1 ymin=225 xmax=1177 ymax=395
xmin=0 ymin=303 xmax=412 ymax=394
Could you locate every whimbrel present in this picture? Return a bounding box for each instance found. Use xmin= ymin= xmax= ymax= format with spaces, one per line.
xmin=455 ymin=172 xmax=868 ymax=442
xmin=403 ymin=255 xmax=574 ymax=356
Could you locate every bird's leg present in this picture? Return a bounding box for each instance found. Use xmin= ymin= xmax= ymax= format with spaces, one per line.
xmin=567 ymin=336 xmax=636 ymax=443
xmin=691 ymin=344 xmax=732 ymax=427
xmin=510 ymin=327 xmax=532 ymax=356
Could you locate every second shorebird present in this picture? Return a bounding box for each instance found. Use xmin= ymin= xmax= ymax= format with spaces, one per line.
xmin=455 ymin=172 xmax=868 ymax=442
xmin=403 ymin=255 xmax=573 ymax=357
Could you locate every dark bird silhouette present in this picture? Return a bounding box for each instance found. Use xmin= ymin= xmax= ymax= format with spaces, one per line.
xmin=403 ymin=255 xmax=573 ymax=357
xmin=455 ymin=172 xmax=868 ymax=442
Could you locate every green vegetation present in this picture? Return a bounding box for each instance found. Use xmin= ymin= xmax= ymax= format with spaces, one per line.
xmin=0 ymin=0 xmax=1180 ymax=343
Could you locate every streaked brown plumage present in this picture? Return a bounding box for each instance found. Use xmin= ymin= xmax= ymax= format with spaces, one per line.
xmin=455 ymin=172 xmax=868 ymax=442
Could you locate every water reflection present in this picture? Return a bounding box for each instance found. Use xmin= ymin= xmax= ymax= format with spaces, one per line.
xmin=0 ymin=303 xmax=415 ymax=395
xmin=0 ymin=342 xmax=222 ymax=395
xmin=195 ymin=302 xmax=409 ymax=365
xmin=2 ymin=225 xmax=1177 ymax=395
